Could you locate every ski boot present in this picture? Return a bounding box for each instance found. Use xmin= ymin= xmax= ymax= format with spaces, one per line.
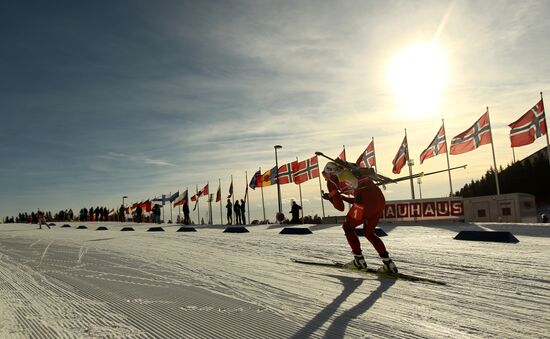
xmin=352 ymin=253 xmax=368 ymax=270
xmin=380 ymin=257 xmax=398 ymax=274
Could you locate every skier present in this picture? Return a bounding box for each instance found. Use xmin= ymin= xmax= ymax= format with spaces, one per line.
xmin=37 ymin=209 xmax=50 ymax=229
xmin=321 ymin=159 xmax=398 ymax=273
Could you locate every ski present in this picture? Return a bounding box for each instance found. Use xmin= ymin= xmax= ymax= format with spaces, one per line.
xmin=291 ymin=258 xmax=447 ymax=285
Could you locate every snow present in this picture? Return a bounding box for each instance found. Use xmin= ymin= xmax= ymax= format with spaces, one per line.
xmin=0 ymin=221 xmax=549 ymax=338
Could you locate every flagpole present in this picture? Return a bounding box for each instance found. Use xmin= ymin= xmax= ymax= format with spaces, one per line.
xmin=487 ymin=107 xmax=501 ymax=195
xmin=443 ymin=119 xmax=454 ymax=196
xmin=245 ymin=171 xmax=250 ymax=224
xmin=342 ymin=144 xmax=346 ymax=160
xmin=372 ymin=137 xmax=378 ymax=173
xmin=405 ymin=128 xmax=416 ymax=199
xmin=196 ymin=184 xmax=200 ymax=224
xmin=317 ymin=160 xmax=326 ymax=218
xmin=296 ymin=157 xmax=304 ymax=219
xmin=259 ymin=167 xmax=266 ymax=222
xmin=219 ymin=178 xmax=223 ymax=225
xmin=231 ymin=174 xmax=235 ymax=206
xmin=541 ymin=92 xmax=550 ymax=170
xmin=512 ymin=147 xmax=516 ymax=163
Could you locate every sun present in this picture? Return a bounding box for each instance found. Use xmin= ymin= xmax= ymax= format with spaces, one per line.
xmin=388 ymin=43 xmax=448 ymax=118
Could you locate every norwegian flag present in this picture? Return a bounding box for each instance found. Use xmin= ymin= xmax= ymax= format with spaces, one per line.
xmin=356 ymin=140 xmax=376 ymax=168
xmin=509 ymin=99 xmax=546 ymax=147
xmin=277 ymin=162 xmax=297 ymax=185
xmin=292 ymin=155 xmax=319 ymax=185
xmin=337 ymin=148 xmax=346 ymax=161
xmin=420 ymin=124 xmax=447 ymax=164
xmin=392 ymin=136 xmax=409 ymax=174
xmin=450 ymin=111 xmax=492 ymax=155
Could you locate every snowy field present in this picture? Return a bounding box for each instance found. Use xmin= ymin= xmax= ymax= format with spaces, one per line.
xmin=0 ymin=221 xmax=549 ymax=338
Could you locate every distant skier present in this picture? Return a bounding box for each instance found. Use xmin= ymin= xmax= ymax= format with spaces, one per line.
xmin=37 ymin=209 xmax=50 ymax=229
xmin=322 ymin=159 xmax=398 ymax=273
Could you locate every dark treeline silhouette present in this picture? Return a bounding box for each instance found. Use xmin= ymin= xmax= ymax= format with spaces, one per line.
xmin=456 ymin=147 xmax=550 ymax=203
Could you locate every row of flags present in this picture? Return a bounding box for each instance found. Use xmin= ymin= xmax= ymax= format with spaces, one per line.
xmin=124 ymin=95 xmax=547 ymax=216
xmin=392 ymin=97 xmax=547 ymax=174
xmin=248 ymin=155 xmax=321 ymax=189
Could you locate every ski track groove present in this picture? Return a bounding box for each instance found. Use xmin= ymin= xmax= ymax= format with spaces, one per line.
xmin=1 ymin=224 xmax=549 ymax=338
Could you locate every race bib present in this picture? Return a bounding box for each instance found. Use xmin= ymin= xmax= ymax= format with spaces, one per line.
xmin=348 ymin=203 xmax=364 ymax=220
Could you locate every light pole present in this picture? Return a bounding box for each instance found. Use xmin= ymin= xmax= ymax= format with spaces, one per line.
xmin=417 ymin=177 xmax=423 ymax=199
xmin=274 ymin=145 xmax=282 ymax=214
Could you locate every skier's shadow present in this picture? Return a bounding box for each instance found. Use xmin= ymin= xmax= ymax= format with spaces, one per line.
xmin=290 ymin=274 xmax=395 ymax=339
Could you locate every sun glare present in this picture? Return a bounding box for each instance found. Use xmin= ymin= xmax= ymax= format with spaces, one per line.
xmin=388 ymin=43 xmax=448 ymax=118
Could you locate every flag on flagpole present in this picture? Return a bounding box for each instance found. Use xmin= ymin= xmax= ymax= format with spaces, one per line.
xmin=509 ymin=99 xmax=546 ymax=147
xmin=215 ymin=185 xmax=221 ymax=202
xmin=292 ymin=155 xmax=319 ymax=185
xmin=259 ymin=166 xmax=278 ymax=187
xmin=249 ymin=170 xmax=262 ymax=190
xmin=356 ymin=140 xmax=376 ymax=168
xmin=173 ymin=190 xmax=188 ymax=207
xmin=450 ymin=111 xmax=492 ymax=155
xmin=244 ymin=184 xmax=249 ymax=202
xmin=420 ymin=124 xmax=447 ymax=164
xmin=277 ymin=162 xmax=296 ymax=185
xmin=200 ymin=183 xmax=209 ymax=196
xmin=338 ymin=148 xmax=346 ymax=161
xmin=227 ymin=179 xmax=233 ymax=198
xmin=392 ymin=136 xmax=408 ymax=174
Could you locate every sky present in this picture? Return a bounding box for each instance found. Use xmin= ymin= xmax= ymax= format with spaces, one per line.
xmin=1 ymin=0 xmax=549 ymax=222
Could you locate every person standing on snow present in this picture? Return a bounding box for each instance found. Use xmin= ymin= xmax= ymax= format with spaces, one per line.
xmin=225 ymin=199 xmax=233 ymax=225
xmin=321 ymin=160 xmax=398 ymax=273
xmin=289 ymin=201 xmax=302 ymax=224
xmin=234 ymin=200 xmax=241 ymax=224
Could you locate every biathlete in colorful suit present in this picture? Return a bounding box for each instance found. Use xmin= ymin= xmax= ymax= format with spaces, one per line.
xmin=322 ymin=160 xmax=398 ymax=273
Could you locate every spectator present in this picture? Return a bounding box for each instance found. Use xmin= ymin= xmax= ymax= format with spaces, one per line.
xmin=240 ymin=199 xmax=246 ymax=225
xmin=226 ymin=199 xmax=233 ymax=225
xmin=289 ymin=201 xmax=302 ymax=224
xmin=234 ymin=200 xmax=241 ymax=224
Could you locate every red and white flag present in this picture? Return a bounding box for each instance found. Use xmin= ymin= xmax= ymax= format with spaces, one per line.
xmin=509 ymin=99 xmax=546 ymax=147
xmin=338 ymin=148 xmax=346 ymax=161
xmin=277 ymin=162 xmax=297 ymax=185
xmin=356 ymin=140 xmax=376 ymax=168
xmin=200 ymin=183 xmax=209 ymax=196
xmin=392 ymin=136 xmax=408 ymax=174
xmin=450 ymin=111 xmax=492 ymax=155
xmin=420 ymin=124 xmax=447 ymax=164
xmin=292 ymin=155 xmax=319 ymax=185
